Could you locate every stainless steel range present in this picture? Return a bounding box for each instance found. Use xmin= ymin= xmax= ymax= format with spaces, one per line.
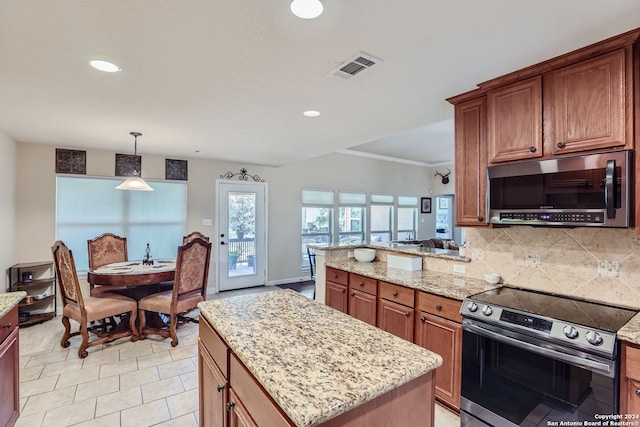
xmin=460 ymin=287 xmax=638 ymax=426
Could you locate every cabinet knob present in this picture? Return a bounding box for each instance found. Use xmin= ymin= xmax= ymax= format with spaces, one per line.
xmin=359 ymin=282 xmax=364 ymax=287
xmin=557 ymin=141 xmax=566 ymax=148
xmin=350 ymin=292 xmax=355 ymax=297
xmin=341 ymin=289 xmax=346 ymax=293
xmin=435 ymin=304 xmax=442 ymax=311
xmin=216 ymin=384 xmax=224 ymax=392
xmin=636 ymin=389 xmax=640 ymax=397
xmin=2 ymin=323 xmax=12 ymax=329
xmin=420 ymin=317 xmax=426 ymax=322
xmin=392 ymin=292 xmax=398 ymax=297
xmin=405 ymin=312 xmax=410 ymax=317
xmin=226 ymin=402 xmax=235 ymax=411
xmin=529 ymin=146 xmax=536 ymax=153
xmin=477 ymin=215 xmax=484 ymax=221
xmin=333 ymin=274 xmax=338 ymax=278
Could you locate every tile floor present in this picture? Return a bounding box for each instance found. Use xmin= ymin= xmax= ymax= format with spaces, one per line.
xmin=14 ymin=285 xmax=460 ymax=426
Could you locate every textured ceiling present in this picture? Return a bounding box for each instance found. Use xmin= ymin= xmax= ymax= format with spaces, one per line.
xmin=0 ymin=1 xmax=638 ymax=167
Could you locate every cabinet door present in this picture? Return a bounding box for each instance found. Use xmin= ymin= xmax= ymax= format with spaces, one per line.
xmin=551 ymin=49 xmax=627 ymax=154
xmin=199 ymin=341 xmax=228 ymax=427
xmin=326 ymin=281 xmax=348 ymax=313
xmin=348 ymin=289 xmax=377 ymax=326
xmin=378 ymin=299 xmax=414 ymax=342
xmin=0 ymin=327 xmax=19 ymax=427
xmin=487 ymin=76 xmax=543 ymax=163
xmin=454 ymin=97 xmax=489 ymax=226
xmin=415 ymin=313 xmax=462 ymax=411
xmin=228 ymin=389 xmax=258 ymax=427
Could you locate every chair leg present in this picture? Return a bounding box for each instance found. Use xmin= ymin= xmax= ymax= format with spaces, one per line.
xmin=60 ymin=316 xmax=71 ymax=348
xmin=170 ymin=316 xmax=178 ymax=347
xmin=78 ymin=323 xmax=90 ymax=358
xmin=138 ymin=308 xmax=147 ymax=340
xmin=129 ymin=309 xmax=138 ymax=339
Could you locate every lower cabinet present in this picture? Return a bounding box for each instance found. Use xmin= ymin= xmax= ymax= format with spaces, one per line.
xmin=198 ymin=341 xmax=228 ymax=427
xmin=621 ymin=342 xmax=640 ymax=414
xmin=378 ymin=282 xmax=415 ymax=341
xmin=228 ymin=389 xmax=257 ymax=427
xmin=348 ymin=273 xmax=377 ymax=326
xmin=0 ymin=306 xmax=19 ymax=427
xmin=326 ymin=267 xmax=348 ymax=314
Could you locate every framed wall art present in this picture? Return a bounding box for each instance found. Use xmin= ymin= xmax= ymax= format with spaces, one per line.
xmin=165 ymin=159 xmax=188 ymax=180
xmin=115 ymin=154 xmax=141 ymax=176
xmin=56 ymin=148 xmax=86 ymax=174
xmin=421 ymin=197 xmax=432 ymax=214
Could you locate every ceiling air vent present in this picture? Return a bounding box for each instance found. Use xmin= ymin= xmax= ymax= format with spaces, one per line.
xmin=327 ymin=52 xmax=383 ymax=80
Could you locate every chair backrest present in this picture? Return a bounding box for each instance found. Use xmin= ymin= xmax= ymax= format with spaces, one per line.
xmin=88 ymin=233 xmax=128 ymax=270
xmin=307 ymin=247 xmax=316 ymax=280
xmin=52 ymin=240 xmax=85 ymax=310
xmin=172 ymin=237 xmax=212 ymax=302
xmin=182 ymin=231 xmax=210 ymax=244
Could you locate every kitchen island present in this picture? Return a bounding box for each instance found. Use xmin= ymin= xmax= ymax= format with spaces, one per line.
xmin=0 ymin=291 xmax=26 ymax=427
xmin=197 ymin=289 xmax=442 ymax=427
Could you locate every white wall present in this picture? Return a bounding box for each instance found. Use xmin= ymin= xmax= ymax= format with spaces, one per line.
xmin=0 ymin=131 xmax=17 ymax=292
xmin=13 ymin=143 xmax=434 ymax=285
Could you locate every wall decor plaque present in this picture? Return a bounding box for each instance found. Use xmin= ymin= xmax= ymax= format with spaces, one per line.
xmin=115 ymin=154 xmax=141 ymax=176
xmin=165 ymin=159 xmax=188 ymax=180
xmin=56 ymin=148 xmax=86 ymax=174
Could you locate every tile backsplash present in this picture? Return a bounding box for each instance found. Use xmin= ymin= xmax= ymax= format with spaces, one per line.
xmin=427 ymin=227 xmax=640 ymax=309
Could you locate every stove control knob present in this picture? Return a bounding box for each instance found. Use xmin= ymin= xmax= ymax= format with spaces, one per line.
xmin=467 ymin=302 xmax=478 ymax=312
xmin=563 ymin=326 xmax=579 ymax=339
xmin=481 ymin=305 xmax=493 ymax=316
xmin=586 ymin=331 xmax=603 ymax=346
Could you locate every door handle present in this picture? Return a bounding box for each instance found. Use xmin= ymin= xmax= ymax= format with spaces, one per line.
xmin=605 ymin=159 xmax=616 ymax=219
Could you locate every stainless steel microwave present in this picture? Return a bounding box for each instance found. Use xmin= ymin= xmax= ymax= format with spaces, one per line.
xmin=487 ymin=150 xmax=632 ymax=227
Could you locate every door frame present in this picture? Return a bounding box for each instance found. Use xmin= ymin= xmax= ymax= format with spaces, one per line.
xmin=214 ymin=179 xmax=268 ymax=292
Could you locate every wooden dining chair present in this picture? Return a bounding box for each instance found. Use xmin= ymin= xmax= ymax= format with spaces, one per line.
xmin=52 ymin=240 xmax=138 ymax=358
xmin=182 ymin=231 xmax=209 ymax=244
xmin=137 ymin=237 xmax=212 ymax=347
xmin=87 ymin=233 xmax=129 ymax=296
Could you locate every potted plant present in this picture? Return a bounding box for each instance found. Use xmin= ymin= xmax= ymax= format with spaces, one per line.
xmin=230 ymin=196 xmax=255 ymax=239
xmin=229 ymin=250 xmax=241 ymax=269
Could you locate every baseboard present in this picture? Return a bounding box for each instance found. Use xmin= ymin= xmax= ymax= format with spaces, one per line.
xmin=267 ymin=276 xmax=310 ymax=286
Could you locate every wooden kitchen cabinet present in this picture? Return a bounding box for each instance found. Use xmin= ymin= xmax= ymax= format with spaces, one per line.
xmin=348 ymin=273 xmax=377 ymax=326
xmin=378 ymin=281 xmax=415 ymax=341
xmin=487 ymin=76 xmax=543 ymax=163
xmin=228 ymin=389 xmax=257 ymax=427
xmin=0 ymin=306 xmax=19 ymax=427
xmin=199 ymin=341 xmax=228 ymax=427
xmin=449 ymin=94 xmax=489 ymax=227
xmin=620 ymin=342 xmax=640 ymax=415
xmin=326 ymin=267 xmax=348 ymax=313
xmin=549 ymin=49 xmax=630 ymax=155
xmin=415 ymin=292 xmax=463 ymax=411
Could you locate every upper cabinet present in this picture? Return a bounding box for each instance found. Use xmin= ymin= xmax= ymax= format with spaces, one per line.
xmin=549 ymin=49 xmax=629 ymax=155
xmin=487 ymin=76 xmax=542 ymax=163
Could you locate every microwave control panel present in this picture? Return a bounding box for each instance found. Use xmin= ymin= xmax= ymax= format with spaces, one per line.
xmin=499 ymin=211 xmax=604 ymax=224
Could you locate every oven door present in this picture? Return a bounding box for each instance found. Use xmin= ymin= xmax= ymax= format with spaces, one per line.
xmin=461 ymin=319 xmax=618 ymax=427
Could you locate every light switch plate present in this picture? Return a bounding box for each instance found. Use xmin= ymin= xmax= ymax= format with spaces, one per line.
xmin=453 ymin=264 xmax=466 ymax=274
xmin=202 ymin=218 xmax=213 ymax=226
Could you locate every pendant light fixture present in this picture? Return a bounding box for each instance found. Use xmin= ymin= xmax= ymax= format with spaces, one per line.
xmin=116 ymin=132 xmax=154 ymax=191
xmin=290 ymin=0 xmax=324 ymax=19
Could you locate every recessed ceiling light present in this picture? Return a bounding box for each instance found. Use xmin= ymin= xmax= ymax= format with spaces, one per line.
xmin=303 ymin=110 xmax=320 ymax=117
xmin=89 ymin=60 xmax=121 ymax=73
xmin=290 ymin=0 xmax=323 ymax=19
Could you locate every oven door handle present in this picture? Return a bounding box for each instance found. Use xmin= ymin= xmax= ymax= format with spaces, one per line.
xmin=463 ymin=320 xmax=614 ymax=376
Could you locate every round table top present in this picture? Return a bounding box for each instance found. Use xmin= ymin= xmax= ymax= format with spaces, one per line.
xmin=88 ymin=260 xmax=176 ymax=286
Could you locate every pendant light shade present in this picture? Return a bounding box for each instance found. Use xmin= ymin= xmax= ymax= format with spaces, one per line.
xmin=116 ymin=132 xmax=154 ymax=191
xmin=290 ymin=0 xmax=323 ymax=19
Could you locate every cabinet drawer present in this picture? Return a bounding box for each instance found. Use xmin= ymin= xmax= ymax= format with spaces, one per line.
xmin=230 ymin=354 xmax=293 ymax=426
xmin=625 ymin=344 xmax=640 ymax=381
xmin=199 ymin=317 xmax=229 ymax=377
xmin=326 ymin=267 xmax=348 ymax=286
xmin=349 ymin=273 xmax=377 ymax=295
xmin=416 ymin=292 xmax=462 ymax=323
xmin=379 ymin=281 xmax=414 ymax=308
xmin=0 ymin=306 xmax=18 ymax=345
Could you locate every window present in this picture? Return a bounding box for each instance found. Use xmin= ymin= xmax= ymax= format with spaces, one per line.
xmin=338 ymin=191 xmax=366 ymax=244
xmin=301 ymin=189 xmax=334 ymax=267
xmin=397 ymin=196 xmax=418 ymax=240
xmin=370 ymin=194 xmax=394 ymax=243
xmin=56 ymin=176 xmax=187 ymax=271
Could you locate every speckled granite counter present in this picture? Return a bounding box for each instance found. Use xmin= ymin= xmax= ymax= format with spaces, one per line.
xmin=0 ymin=292 xmax=27 ymax=319
xmin=325 ymin=259 xmax=497 ymax=301
xmin=198 ymin=290 xmax=442 ymax=427
xmin=619 ymin=314 xmax=640 ymax=345
xmin=308 ymin=242 xmax=471 ymax=262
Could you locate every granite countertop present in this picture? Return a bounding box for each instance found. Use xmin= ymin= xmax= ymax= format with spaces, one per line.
xmin=308 ymin=242 xmax=470 ymax=262
xmin=0 ymin=291 xmax=27 ymax=319
xmin=618 ymin=315 xmax=640 ymax=345
xmin=326 ymin=259 xmax=497 ymax=301
xmin=198 ymin=290 xmax=442 ymax=427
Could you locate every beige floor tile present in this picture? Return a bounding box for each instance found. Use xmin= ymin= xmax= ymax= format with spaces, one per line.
xmin=180 ymin=370 xmax=198 ymax=391
xmin=119 ymin=366 xmax=160 ymax=390
xmin=41 ymin=397 xmax=97 ymax=427
xmin=119 ymin=341 xmax=154 ymax=360
xmin=137 ymin=350 xmax=173 ymax=369
xmin=435 ymin=403 xmax=460 ymax=427
xmin=40 ymin=357 xmax=84 ymax=378
xmin=20 ymin=374 xmax=59 ymax=399
xmin=20 ymin=364 xmax=45 ymax=382
xmin=165 ymin=388 xmax=199 ymax=418
xmin=121 ymin=397 xmax=171 ymax=427
xmin=98 ymin=357 xmax=138 ymax=379
xmin=157 ymin=359 xmax=195 ymax=380
xmin=56 ymin=365 xmax=101 ymax=389
xmin=72 ymin=412 xmax=120 ymax=427
xmin=21 ymin=385 xmax=76 ymax=417
xmin=14 ymin=411 xmax=44 ymax=427
xmin=75 ymin=376 xmax=120 ymax=402
xmin=153 ymin=412 xmax=199 ymax=427
xmin=24 ymin=349 xmax=69 ymax=369
xmin=141 ymin=375 xmax=184 ymax=402
xmin=80 ymin=348 xmax=121 ymax=368
xmin=169 ymin=343 xmax=197 ymax=361
xmin=95 ymin=386 xmax=142 ymax=417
